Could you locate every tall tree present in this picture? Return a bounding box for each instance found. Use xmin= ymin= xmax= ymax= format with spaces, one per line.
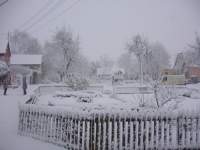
xmin=10 ymin=30 xmax=42 ymax=54
xmin=188 ymin=33 xmax=200 ymax=66
xmin=42 ymin=28 xmax=86 ymax=82
xmin=126 ymin=34 xmax=170 ymax=81
xmin=127 ymin=34 xmax=149 ymax=83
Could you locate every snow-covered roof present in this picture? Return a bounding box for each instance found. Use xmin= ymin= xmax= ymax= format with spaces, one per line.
xmin=10 ymin=54 xmax=42 ymax=65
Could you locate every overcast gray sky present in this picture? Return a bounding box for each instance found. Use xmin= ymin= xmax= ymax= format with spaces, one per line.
xmin=0 ymin=0 xmax=200 ymax=63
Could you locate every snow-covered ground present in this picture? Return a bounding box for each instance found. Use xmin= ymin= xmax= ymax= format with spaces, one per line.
xmin=0 ymin=83 xmax=200 ymax=149
xmin=0 ymin=87 xmax=65 ymax=150
xmin=161 ymin=83 xmax=200 ymax=112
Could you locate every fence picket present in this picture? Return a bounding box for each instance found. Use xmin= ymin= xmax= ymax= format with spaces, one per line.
xmin=166 ymin=117 xmax=170 ymax=148
xmin=86 ymin=121 xmax=90 ymax=150
xmin=160 ymin=118 xmax=164 ymax=148
xmin=97 ymin=115 xmax=101 ymax=150
xmin=119 ymin=120 xmax=123 ymax=149
xmin=156 ymin=119 xmax=159 ymax=148
xmin=108 ymin=119 xmax=112 ymax=150
xmin=125 ymin=119 xmax=128 ymax=149
xmin=81 ymin=119 xmax=85 ymax=150
xmin=145 ymin=118 xmax=149 ymax=149
xmin=150 ymin=118 xmax=154 ymax=148
xmin=192 ymin=116 xmax=197 ymax=148
xmin=135 ymin=118 xmax=139 ymax=149
xmin=130 ymin=121 xmax=133 ymax=149
xmin=197 ymin=117 xmax=200 ymax=147
xmin=114 ymin=120 xmax=118 ymax=150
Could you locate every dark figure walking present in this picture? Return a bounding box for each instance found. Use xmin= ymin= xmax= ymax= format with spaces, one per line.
xmin=3 ymin=79 xmax=8 ymax=95
xmin=22 ymin=76 xmax=27 ymax=95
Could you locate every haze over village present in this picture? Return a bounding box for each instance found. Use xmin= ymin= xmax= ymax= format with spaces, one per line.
xmin=0 ymin=0 xmax=200 ymax=149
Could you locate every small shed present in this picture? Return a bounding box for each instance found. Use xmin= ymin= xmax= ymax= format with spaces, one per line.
xmin=161 ymin=74 xmax=186 ymax=85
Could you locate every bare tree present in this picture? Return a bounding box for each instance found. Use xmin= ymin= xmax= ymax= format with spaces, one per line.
xmin=127 ymin=34 xmax=149 ymax=84
xmin=188 ymin=33 xmax=200 ymax=65
xmin=42 ymin=28 xmax=91 ymax=82
xmin=10 ymin=30 xmax=42 ymax=54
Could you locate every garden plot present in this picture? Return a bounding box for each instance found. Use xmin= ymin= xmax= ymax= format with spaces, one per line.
xmin=28 ymin=90 xmax=152 ymax=114
xmin=25 ymin=83 xmax=200 ymax=114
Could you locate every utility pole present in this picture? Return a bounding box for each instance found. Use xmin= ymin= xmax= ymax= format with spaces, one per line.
xmin=0 ymin=0 xmax=8 ymax=8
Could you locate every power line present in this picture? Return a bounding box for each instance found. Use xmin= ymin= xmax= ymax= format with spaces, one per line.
xmin=22 ymin=0 xmax=67 ymax=32
xmin=18 ymin=0 xmax=53 ymax=30
xmin=29 ymin=0 xmax=81 ymax=33
xmin=0 ymin=0 xmax=8 ymax=8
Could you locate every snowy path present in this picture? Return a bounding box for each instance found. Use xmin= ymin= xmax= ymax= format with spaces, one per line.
xmin=0 ymin=88 xmax=65 ymax=150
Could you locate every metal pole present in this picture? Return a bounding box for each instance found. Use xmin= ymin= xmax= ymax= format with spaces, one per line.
xmin=140 ymin=54 xmax=145 ymax=106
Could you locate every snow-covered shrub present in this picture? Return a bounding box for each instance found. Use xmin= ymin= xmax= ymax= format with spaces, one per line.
xmin=65 ymin=77 xmax=89 ymax=90
xmin=77 ymin=96 xmax=92 ymax=103
xmin=157 ymin=86 xmax=177 ymax=104
xmin=182 ymin=90 xmax=192 ymax=97
xmin=0 ymin=60 xmax=9 ymax=78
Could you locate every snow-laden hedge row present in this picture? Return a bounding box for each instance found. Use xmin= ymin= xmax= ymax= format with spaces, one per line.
xmin=18 ymin=104 xmax=200 ymax=149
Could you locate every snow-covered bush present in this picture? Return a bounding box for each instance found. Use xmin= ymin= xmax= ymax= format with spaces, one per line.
xmin=0 ymin=60 xmax=9 ymax=78
xmin=77 ymin=96 xmax=92 ymax=103
xmin=157 ymin=86 xmax=178 ymax=105
xmin=65 ymin=76 xmax=89 ymax=90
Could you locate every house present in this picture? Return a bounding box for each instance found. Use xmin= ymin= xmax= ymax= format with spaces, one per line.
xmin=0 ymin=42 xmax=11 ymax=85
xmin=184 ymin=65 xmax=200 ymax=83
xmin=10 ymin=54 xmax=42 ymax=85
xmin=0 ymin=42 xmax=11 ymax=64
xmin=0 ymin=41 xmax=43 ymax=85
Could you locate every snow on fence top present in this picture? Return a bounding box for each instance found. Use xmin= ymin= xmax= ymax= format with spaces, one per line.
xmin=19 ymin=103 xmax=199 ymax=119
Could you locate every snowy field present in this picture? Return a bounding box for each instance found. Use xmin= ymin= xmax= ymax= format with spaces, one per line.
xmin=0 ymin=83 xmax=200 ymax=149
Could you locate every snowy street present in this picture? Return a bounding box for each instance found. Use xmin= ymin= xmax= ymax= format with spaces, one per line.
xmin=0 ymin=88 xmax=65 ymax=150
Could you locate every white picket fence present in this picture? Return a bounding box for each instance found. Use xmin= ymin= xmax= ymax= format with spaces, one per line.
xmin=18 ymin=104 xmax=200 ymax=149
